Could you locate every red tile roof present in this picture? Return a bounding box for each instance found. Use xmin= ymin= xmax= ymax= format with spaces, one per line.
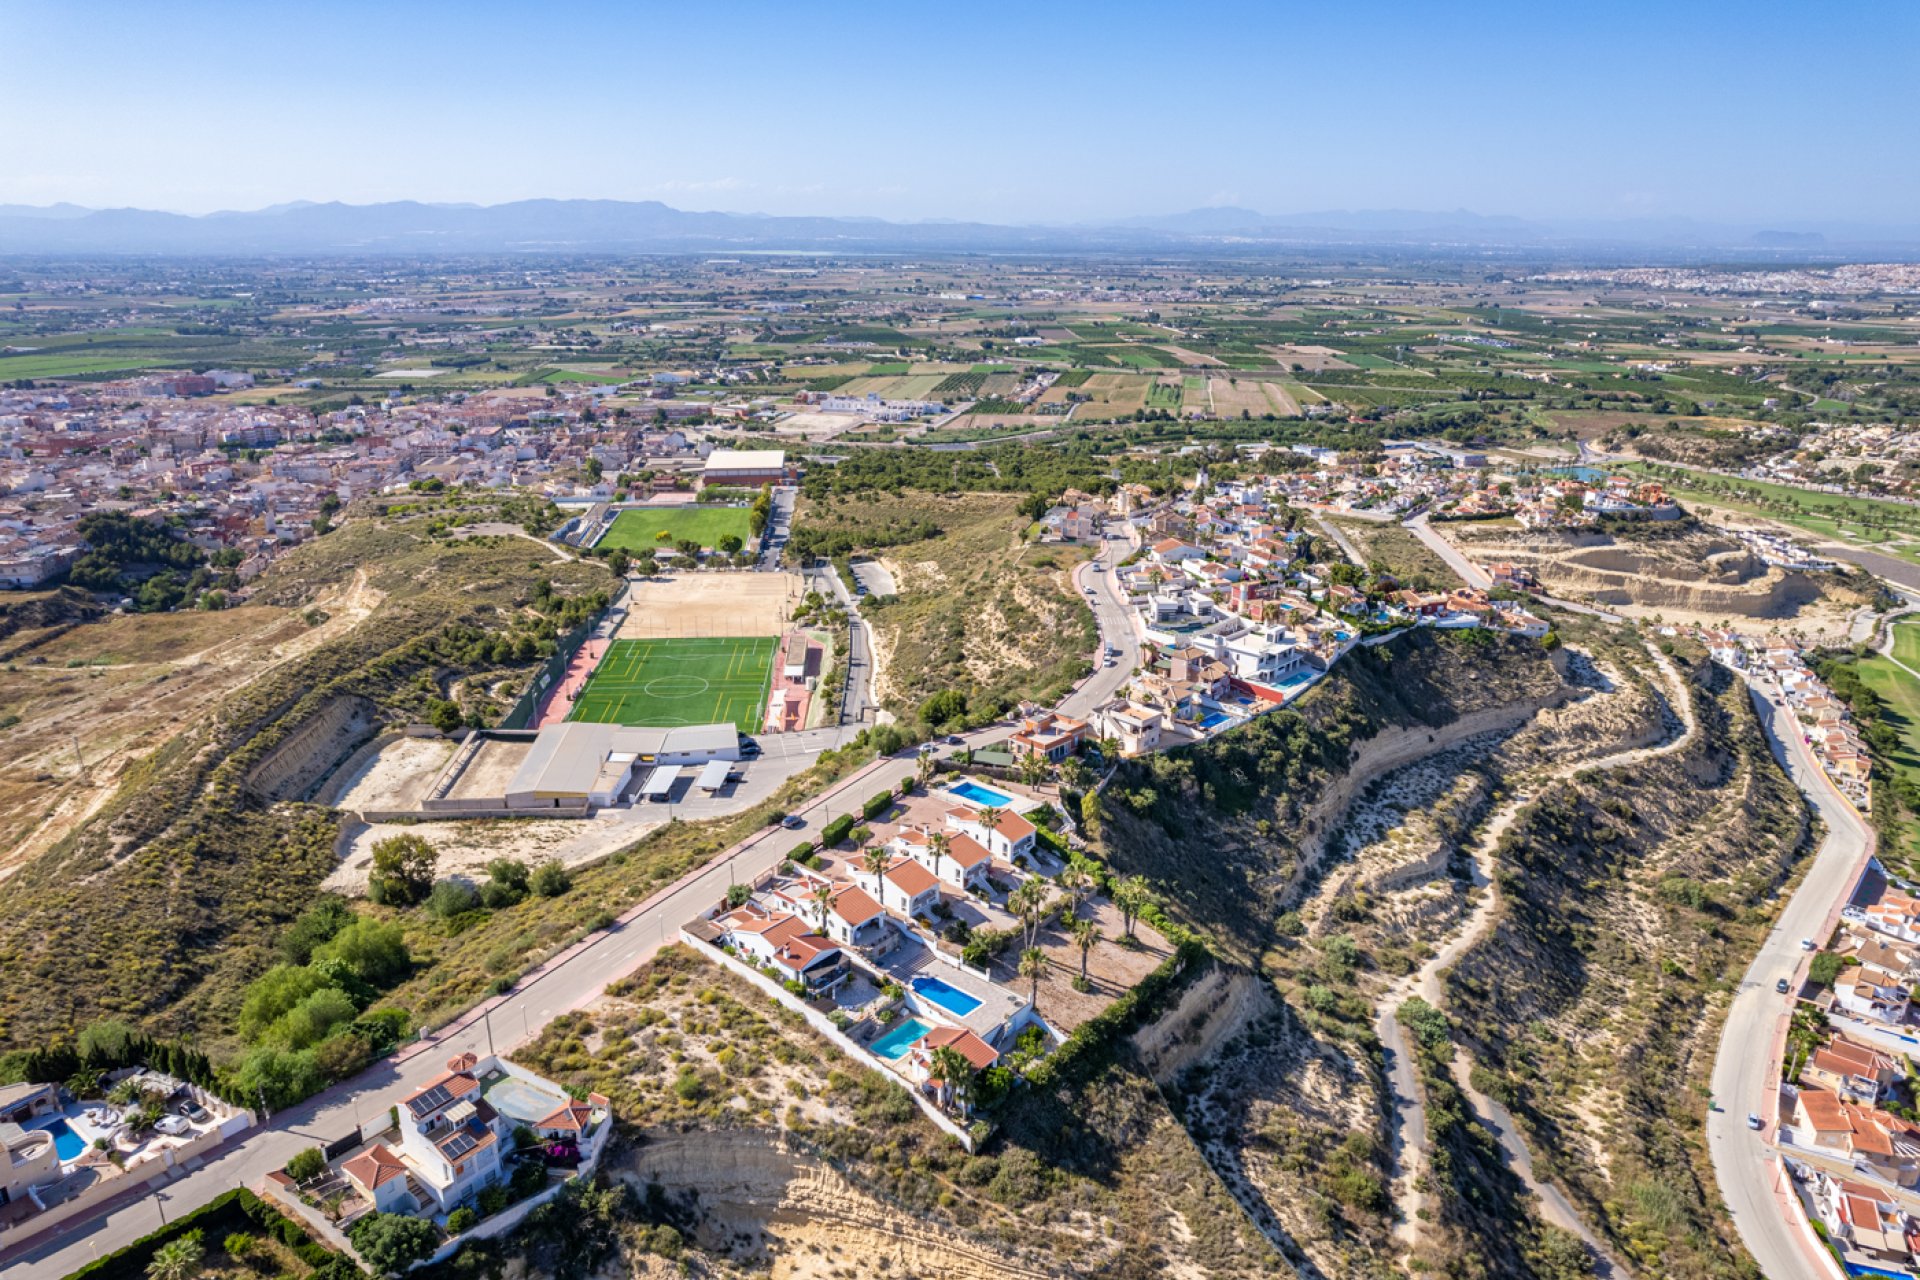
xmin=884 ymin=857 xmax=939 ymax=897
xmin=920 ymin=1026 xmax=1000 ymax=1071
xmin=342 ymin=1142 xmax=409 ymax=1191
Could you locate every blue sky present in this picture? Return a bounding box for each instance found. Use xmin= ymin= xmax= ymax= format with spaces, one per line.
xmin=4 ymin=0 xmax=1916 ymax=227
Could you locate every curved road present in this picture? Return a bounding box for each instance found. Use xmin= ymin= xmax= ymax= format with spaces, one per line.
xmin=1706 ymin=674 xmax=1873 ymax=1280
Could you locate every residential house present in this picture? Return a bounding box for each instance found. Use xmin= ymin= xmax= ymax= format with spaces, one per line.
xmin=1804 ymin=1035 xmax=1902 ymax=1104
xmin=1811 ymin=1171 xmax=1920 ymax=1266
xmin=1793 ymin=1088 xmax=1920 ymax=1186
xmin=891 ymin=825 xmax=992 ymax=893
xmin=716 ymin=903 xmax=850 ymax=993
xmin=1009 ymin=709 xmax=1087 ymax=763
xmin=868 ymin=855 xmax=942 ymax=919
xmin=1094 ymin=700 xmax=1164 ymax=756
xmin=947 ymin=805 xmax=1036 ymax=862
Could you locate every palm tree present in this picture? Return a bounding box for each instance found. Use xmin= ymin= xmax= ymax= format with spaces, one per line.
xmin=1008 ymin=878 xmax=1052 ymax=948
xmin=1017 ymin=751 xmax=1049 ymax=790
xmin=1054 ymin=865 xmax=1088 ymax=918
xmin=1019 ymin=946 xmax=1049 ymax=1011
xmin=927 ymin=830 xmax=951 ymax=876
xmin=1114 ymin=875 xmax=1150 ymax=941
xmin=809 ymin=881 xmax=835 ymax=935
xmin=861 ymin=845 xmax=890 ymax=880
xmin=976 ymin=805 xmax=1004 ymax=854
xmin=146 ymin=1235 xmax=204 ymax=1280
xmin=926 ymin=1044 xmax=975 ymax=1114
xmin=915 ymin=750 xmax=936 ymax=787
xmin=1071 ymin=918 xmax=1102 ymax=987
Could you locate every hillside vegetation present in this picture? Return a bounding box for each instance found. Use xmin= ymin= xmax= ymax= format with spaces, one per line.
xmin=0 ymin=514 xmax=614 ymax=1054
xmin=792 ymin=489 xmax=1097 ymax=718
xmin=1096 ymin=629 xmax=1568 ymax=960
xmin=1442 ymin=655 xmax=1808 ymax=1278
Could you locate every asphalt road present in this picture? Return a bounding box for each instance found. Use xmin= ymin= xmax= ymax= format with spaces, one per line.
xmin=4 ymin=723 xmax=1012 ymax=1279
xmin=1706 ymin=674 xmax=1873 ymax=1280
xmin=5 ymin=522 xmax=1132 ymax=1277
xmin=1060 ymin=528 xmax=1141 ymax=720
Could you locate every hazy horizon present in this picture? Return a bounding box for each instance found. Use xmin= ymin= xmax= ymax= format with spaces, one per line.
xmin=4 ymin=0 xmax=1917 ymax=227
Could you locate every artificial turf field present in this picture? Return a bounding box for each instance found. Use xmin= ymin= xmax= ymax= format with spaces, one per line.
xmin=567 ymin=637 xmax=777 ymax=731
xmin=596 ymin=506 xmax=753 ymax=552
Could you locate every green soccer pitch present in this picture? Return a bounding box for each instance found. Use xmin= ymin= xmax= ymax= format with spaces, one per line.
xmin=567 ymin=637 xmax=777 ymax=731
xmin=595 ymin=506 xmax=753 ymax=552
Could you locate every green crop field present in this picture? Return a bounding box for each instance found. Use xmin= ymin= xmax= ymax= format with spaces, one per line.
xmin=569 ymin=637 xmax=777 ymax=730
xmin=597 ymin=506 xmax=753 ymax=551
xmin=1145 ymin=381 xmax=1182 ymax=409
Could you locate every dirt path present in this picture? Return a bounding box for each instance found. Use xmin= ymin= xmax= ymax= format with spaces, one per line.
xmin=1378 ymin=644 xmax=1697 ymax=1273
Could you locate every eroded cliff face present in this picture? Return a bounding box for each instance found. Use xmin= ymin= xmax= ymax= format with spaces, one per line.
xmin=611 ymin=1131 xmax=1059 ymax=1280
xmin=1095 ymin=629 xmax=1571 ymax=961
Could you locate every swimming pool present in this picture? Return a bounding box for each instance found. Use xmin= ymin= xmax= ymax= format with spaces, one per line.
xmin=33 ymin=1118 xmax=85 ymax=1162
xmin=869 ymin=1017 xmax=932 ymax=1060
xmin=1198 ymin=712 xmax=1232 ymax=730
xmin=947 ymin=780 xmax=1014 ymax=809
xmin=912 ymin=974 xmax=983 ymax=1017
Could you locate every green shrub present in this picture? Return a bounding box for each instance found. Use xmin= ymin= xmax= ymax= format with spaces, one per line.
xmin=529 ymin=860 xmax=572 ymax=897
xmin=819 ymin=814 xmax=856 ymax=846
xmin=286 ymin=1146 xmax=326 ymax=1182
xmin=445 ymin=1207 xmax=478 ymax=1234
xmin=863 ymin=790 xmax=895 ymax=820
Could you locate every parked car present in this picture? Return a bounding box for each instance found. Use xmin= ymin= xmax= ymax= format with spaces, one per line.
xmin=1800 ymin=938 xmax=1817 ymax=951
xmin=779 ymin=814 xmax=806 ymax=829
xmin=1747 ymin=1113 xmax=1763 ymax=1130
xmin=1775 ymin=977 xmax=1791 ymax=994
xmin=946 ymin=734 xmax=965 ymax=746
xmin=917 ymin=742 xmax=938 ymax=755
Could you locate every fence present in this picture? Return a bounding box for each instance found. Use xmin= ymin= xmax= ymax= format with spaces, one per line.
xmin=500 ymin=581 xmax=629 ymax=729
xmin=681 ymin=930 xmax=976 ymax=1151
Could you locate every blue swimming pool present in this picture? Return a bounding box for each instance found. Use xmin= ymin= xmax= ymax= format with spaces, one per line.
xmin=947 ymin=780 xmax=1014 ymax=809
xmin=1843 ymin=1265 xmax=1911 ymax=1280
xmin=869 ymin=1017 xmax=932 ymax=1060
xmin=1199 ymin=712 xmax=1232 ymax=730
xmin=912 ymin=974 xmax=984 ymax=1017
xmin=33 ymin=1118 xmax=85 ymax=1162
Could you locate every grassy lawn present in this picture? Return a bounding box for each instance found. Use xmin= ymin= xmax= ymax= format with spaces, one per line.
xmin=1894 ymin=623 xmax=1920 ymax=670
xmin=597 ymin=506 xmax=752 ymax=551
xmin=569 ymin=636 xmax=776 ymax=730
xmin=1857 ymin=654 xmax=1920 ymax=866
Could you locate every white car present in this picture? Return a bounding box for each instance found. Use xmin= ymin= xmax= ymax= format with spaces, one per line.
xmin=155 ymin=1115 xmax=191 ymax=1136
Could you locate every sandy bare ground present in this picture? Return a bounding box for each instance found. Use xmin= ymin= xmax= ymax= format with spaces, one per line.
xmin=1262 ymin=343 xmax=1354 ymax=371
xmin=326 ymin=812 xmax=656 ymax=894
xmin=616 ymin=571 xmax=802 ymax=639
xmin=0 ymin=568 xmax=384 ymax=881
xmin=324 ymin=735 xmax=455 ymax=811
xmin=1159 ymin=344 xmax=1225 ymax=367
xmin=769 ymin=410 xmax=863 ymax=439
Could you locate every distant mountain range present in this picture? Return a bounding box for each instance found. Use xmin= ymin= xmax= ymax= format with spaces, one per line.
xmin=0 ymin=198 xmax=1914 ymax=258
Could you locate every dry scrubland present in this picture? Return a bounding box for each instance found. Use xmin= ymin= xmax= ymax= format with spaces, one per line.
xmin=0 ymin=513 xmax=618 ymax=1051
xmin=793 ymin=490 xmax=1096 ymax=716
xmin=1074 ymin=622 xmax=1809 ymax=1280
xmin=504 ymin=943 xmax=1287 ymax=1279
xmin=0 ymin=575 xmax=380 ymax=880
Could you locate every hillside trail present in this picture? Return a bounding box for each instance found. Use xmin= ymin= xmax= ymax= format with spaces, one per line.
xmin=1377 ymin=643 xmax=1697 ymax=1275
